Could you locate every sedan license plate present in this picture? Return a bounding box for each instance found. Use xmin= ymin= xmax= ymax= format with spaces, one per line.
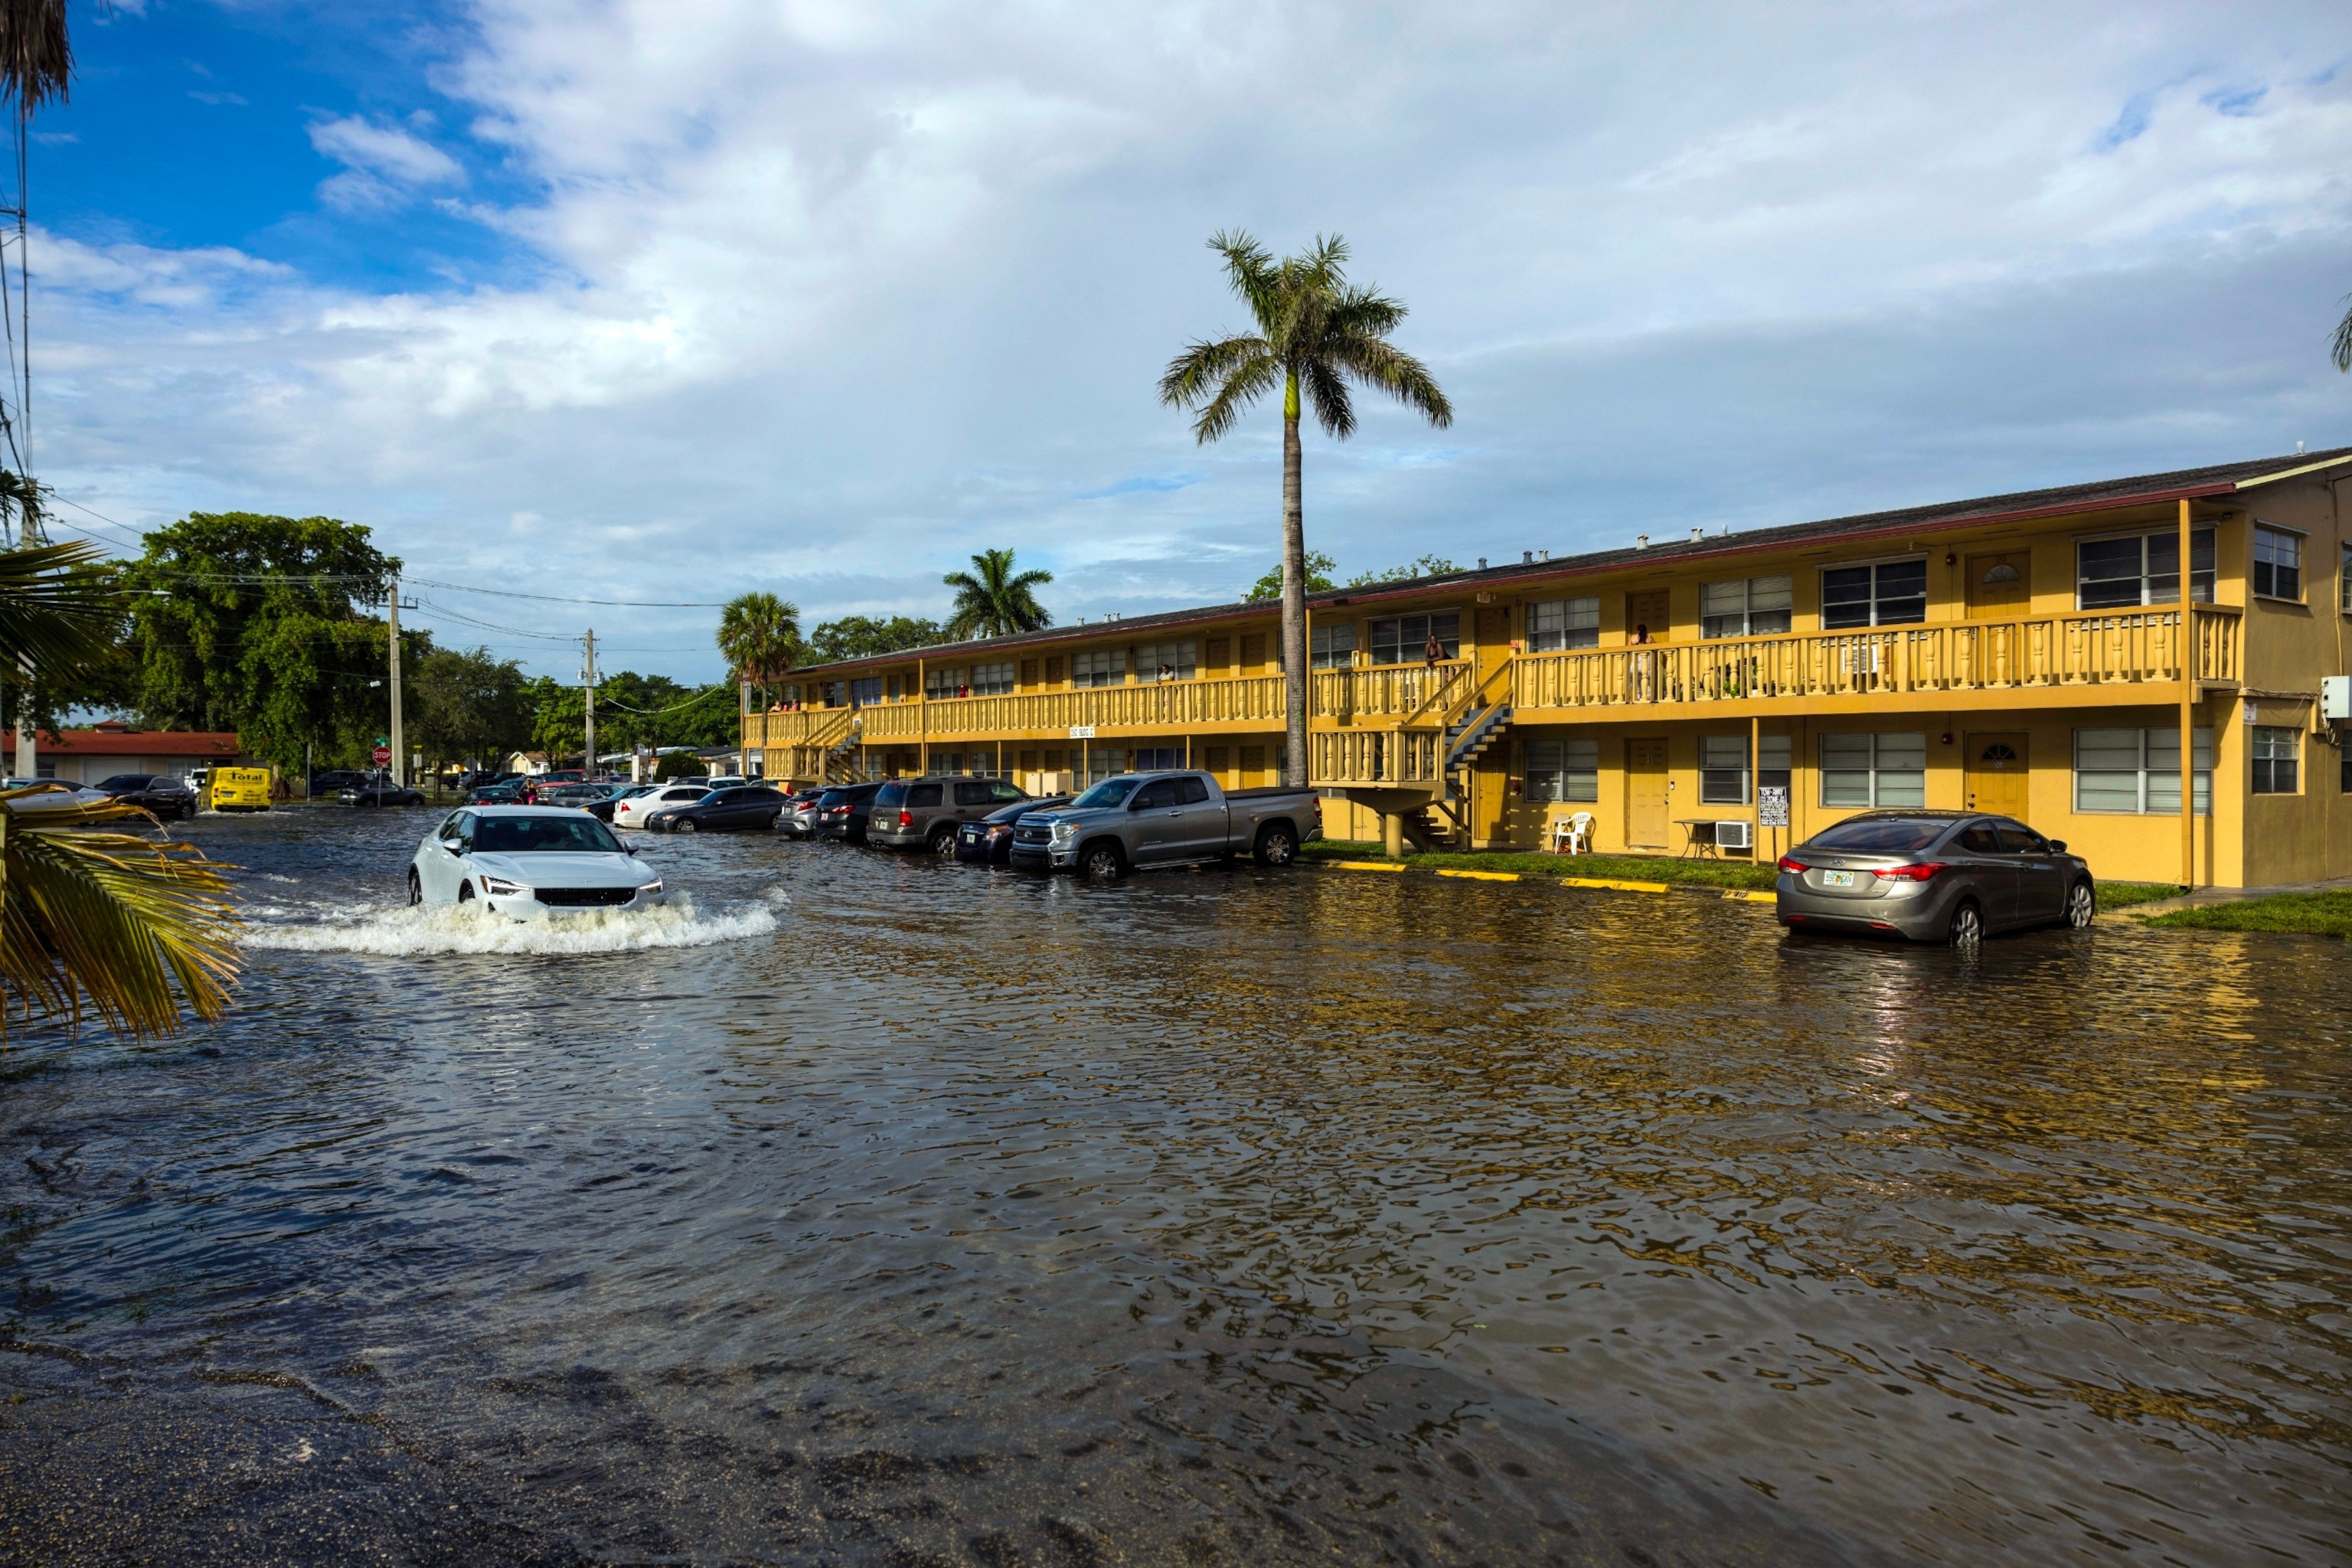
xmin=1820 ymin=870 xmax=1857 ymax=888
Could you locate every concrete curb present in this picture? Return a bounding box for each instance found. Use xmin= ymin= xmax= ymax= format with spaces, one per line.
xmin=1314 ymin=858 xmax=1773 ymax=903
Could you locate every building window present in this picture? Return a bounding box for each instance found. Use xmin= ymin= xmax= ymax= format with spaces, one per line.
xmin=1073 ymin=648 xmax=1126 ymax=688
xmin=1821 ymin=560 xmax=1927 ymax=629
xmin=822 ymin=681 xmax=844 ymax=707
xmin=1136 ymin=642 xmax=1197 ymax=681
xmin=1759 ymin=733 xmax=1792 ymax=792
xmin=1367 ymin=611 xmax=1460 ymax=666
xmin=1700 ymin=735 xmax=1749 ymax=804
xmin=2252 ymin=727 xmax=2299 ymax=794
xmin=1699 ymin=576 xmax=1794 ymax=639
xmin=2073 ymin=727 xmax=2212 ymax=814
xmin=1310 ymin=622 xmax=1355 ymax=668
xmin=1084 ymin=743 xmax=1130 ymax=782
xmin=1819 ymin=732 xmax=1926 ymax=808
xmin=2076 ymin=529 xmax=2216 ymax=609
xmin=971 ymin=661 xmax=1015 ymax=696
xmin=1524 ymin=738 xmax=1599 ymax=802
xmin=849 ymin=676 xmax=883 ymax=706
xmin=923 ymin=666 xmax=968 ymax=700
xmin=2252 ymin=525 xmax=2303 ymax=602
xmin=1133 ymin=746 xmax=1183 ymax=770
xmin=1526 ymin=597 xmax=1600 ymax=652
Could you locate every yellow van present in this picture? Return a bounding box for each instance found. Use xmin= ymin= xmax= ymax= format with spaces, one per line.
xmin=209 ymin=766 xmax=273 ymax=813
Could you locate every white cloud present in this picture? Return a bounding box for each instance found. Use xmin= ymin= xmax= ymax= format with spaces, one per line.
xmin=31 ymin=0 xmax=2352 ymax=678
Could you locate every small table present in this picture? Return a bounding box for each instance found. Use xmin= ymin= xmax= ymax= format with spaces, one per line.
xmin=1674 ymin=819 xmax=1723 ymax=858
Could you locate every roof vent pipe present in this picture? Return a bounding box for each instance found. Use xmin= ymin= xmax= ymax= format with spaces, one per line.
xmin=1636 ymin=534 xmax=1648 ymax=550
xmin=1523 ymin=550 xmax=1533 ymax=564
xmin=1539 ymin=549 xmax=1550 ymax=561
xmin=1691 ymin=527 xmax=1704 ymax=541
xmin=1478 ymin=557 xmax=1487 ymax=570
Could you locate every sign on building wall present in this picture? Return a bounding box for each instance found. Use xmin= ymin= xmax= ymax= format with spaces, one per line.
xmin=1758 ymin=786 xmax=1790 ymax=828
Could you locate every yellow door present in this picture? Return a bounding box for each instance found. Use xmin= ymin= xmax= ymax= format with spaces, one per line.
xmin=1964 ymin=733 xmax=2030 ymax=818
xmin=1628 ymin=739 xmax=1668 ymax=847
xmin=1626 ymin=590 xmax=1671 ymax=644
xmin=1966 ymin=553 xmax=2030 ymax=618
xmin=1475 ymin=606 xmax=1511 ymax=681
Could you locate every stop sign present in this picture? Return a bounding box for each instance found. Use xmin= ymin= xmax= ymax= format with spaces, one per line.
xmin=371 ymin=744 xmax=392 ymax=766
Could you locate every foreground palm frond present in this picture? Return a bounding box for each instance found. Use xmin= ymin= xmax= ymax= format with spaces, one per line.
xmin=0 ymin=537 xmax=122 ymax=686
xmin=0 ymin=787 xmax=239 ymax=1038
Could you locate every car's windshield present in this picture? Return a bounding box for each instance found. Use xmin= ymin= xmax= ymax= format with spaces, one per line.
xmin=1069 ymin=778 xmax=1139 ymax=808
xmin=1803 ymin=818 xmax=1949 ymax=854
xmin=96 ymin=774 xmax=149 ymax=790
xmin=471 ymin=815 xmax=626 ymax=854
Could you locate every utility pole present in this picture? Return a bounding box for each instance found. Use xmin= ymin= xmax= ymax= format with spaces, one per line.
xmin=582 ymin=629 xmax=597 ymax=779
xmin=12 ymin=489 xmax=37 ymax=781
xmin=387 ymin=575 xmax=404 ymax=787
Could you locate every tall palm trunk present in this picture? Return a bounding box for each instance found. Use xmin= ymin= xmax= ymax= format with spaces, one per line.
xmin=1280 ymin=371 xmax=1307 ymax=787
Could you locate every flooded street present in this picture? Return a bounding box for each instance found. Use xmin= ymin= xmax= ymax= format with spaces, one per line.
xmin=2 ymin=808 xmax=2347 ymax=1566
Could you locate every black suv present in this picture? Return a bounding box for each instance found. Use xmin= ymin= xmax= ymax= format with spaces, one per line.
xmin=813 ymin=782 xmax=886 ymax=844
xmin=93 ymin=773 xmax=198 ymax=820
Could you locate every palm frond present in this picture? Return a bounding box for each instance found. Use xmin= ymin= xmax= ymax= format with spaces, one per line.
xmin=0 ymin=790 xmax=238 ymax=1038
xmin=1158 ymin=334 xmax=1270 ymax=409
xmin=1298 ymin=359 xmax=1357 ymax=440
xmin=2334 ymin=295 xmax=2352 ymax=374
xmin=1188 ymin=354 xmax=1282 ymax=443
xmin=0 ymin=538 xmax=125 ymax=684
xmin=1325 ymin=334 xmax=1455 ymax=429
xmin=1325 ymin=284 xmax=1407 ymax=341
xmin=0 ymin=0 xmax=72 ymax=120
xmin=1208 ymin=230 xmax=1282 ymax=333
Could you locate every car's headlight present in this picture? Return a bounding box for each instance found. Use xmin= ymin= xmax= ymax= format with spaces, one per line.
xmin=638 ymin=880 xmax=662 ymax=896
xmin=1050 ymin=821 xmax=1076 ymax=842
xmin=479 ymin=876 xmax=527 ymax=897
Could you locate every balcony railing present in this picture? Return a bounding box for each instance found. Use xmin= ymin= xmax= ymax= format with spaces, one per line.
xmin=1511 ymin=606 xmax=2242 ymax=713
xmin=1310 ymin=664 xmax=1467 ymax=724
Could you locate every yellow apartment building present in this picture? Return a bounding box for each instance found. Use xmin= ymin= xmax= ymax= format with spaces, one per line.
xmin=741 ymin=447 xmax=2352 ymax=888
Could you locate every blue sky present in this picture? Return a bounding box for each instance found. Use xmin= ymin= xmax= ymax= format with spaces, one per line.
xmin=27 ymin=1 xmax=2352 ymax=679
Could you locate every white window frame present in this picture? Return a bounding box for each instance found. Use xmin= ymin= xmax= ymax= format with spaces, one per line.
xmin=1699 ymin=576 xmax=1793 ymax=640
xmin=1135 ymin=642 xmax=1197 ymax=682
xmin=1073 ymin=648 xmax=1126 ymax=688
xmin=1524 ymin=737 xmax=1599 ymax=803
xmin=2252 ymin=523 xmax=2305 ymax=603
xmin=923 ymin=666 xmax=969 ymax=701
xmin=2071 ymin=727 xmax=2212 ymax=815
xmin=1819 ymin=557 xmax=1928 ymax=629
xmin=1310 ymin=622 xmax=1356 ymax=669
xmin=1525 ymin=596 xmax=1601 ymax=653
xmin=969 ymin=661 xmax=1015 ymax=696
xmin=2073 ymin=526 xmax=2216 ymax=609
xmin=1367 ymin=610 xmax=1462 ymax=667
xmin=2252 ymin=727 xmax=2300 ymax=795
xmin=1700 ymin=735 xmax=1750 ymax=804
xmin=1818 ymin=732 xmax=1926 ymax=808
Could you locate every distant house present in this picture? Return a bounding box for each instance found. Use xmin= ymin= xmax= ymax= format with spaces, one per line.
xmin=505 ymin=751 xmax=551 ymax=776
xmin=3 ymin=721 xmax=245 ymax=785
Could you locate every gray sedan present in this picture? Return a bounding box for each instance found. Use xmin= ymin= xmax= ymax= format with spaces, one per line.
xmin=1775 ymin=810 xmax=2095 ymax=946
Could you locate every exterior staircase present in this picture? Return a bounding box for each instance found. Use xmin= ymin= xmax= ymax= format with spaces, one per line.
xmin=820 ymin=718 xmax=864 ymax=784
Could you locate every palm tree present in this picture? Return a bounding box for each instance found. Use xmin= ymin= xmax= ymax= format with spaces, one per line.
xmin=2334 ymin=296 xmax=2352 ymax=375
xmin=716 ymin=591 xmax=801 ymax=707
xmin=0 ymin=539 xmax=237 ymax=1038
xmin=942 ymin=548 xmax=1053 ymax=639
xmin=1159 ymin=233 xmax=1451 ymax=786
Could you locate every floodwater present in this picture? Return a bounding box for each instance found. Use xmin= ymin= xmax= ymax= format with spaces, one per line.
xmin=2 ymin=808 xmax=2347 ymax=1567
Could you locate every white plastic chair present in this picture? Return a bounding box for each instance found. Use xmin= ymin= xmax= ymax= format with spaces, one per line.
xmin=1550 ymin=812 xmax=1595 ymax=855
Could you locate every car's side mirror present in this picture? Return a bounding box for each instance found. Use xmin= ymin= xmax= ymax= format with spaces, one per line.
xmin=2047 ymin=840 xmax=2066 ymax=854
xmin=440 ymin=837 xmax=463 ymax=854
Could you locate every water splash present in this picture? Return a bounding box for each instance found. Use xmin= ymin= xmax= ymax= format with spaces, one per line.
xmin=247 ymin=894 xmax=776 ymax=957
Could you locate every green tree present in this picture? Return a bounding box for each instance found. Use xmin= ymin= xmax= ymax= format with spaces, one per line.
xmin=123 ymin=513 xmax=400 ymax=770
xmin=1160 ymin=232 xmax=1452 ymax=785
xmin=1246 ymin=550 xmax=1335 ymax=602
xmin=410 ymin=645 xmax=531 ymax=775
xmin=0 ymin=540 xmax=237 ymax=1037
xmin=1346 ymin=554 xmax=1459 ymax=589
xmin=716 ymin=591 xmax=800 ymax=707
xmin=805 ymin=614 xmax=944 ymax=664
xmin=942 ymin=548 xmax=1053 ymax=639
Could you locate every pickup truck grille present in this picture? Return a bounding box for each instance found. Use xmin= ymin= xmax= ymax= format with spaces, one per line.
xmin=533 ymin=887 xmax=637 ymax=907
xmin=1012 ymin=823 xmax=1052 ymax=846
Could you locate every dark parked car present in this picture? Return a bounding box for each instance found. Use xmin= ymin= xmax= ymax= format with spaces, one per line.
xmin=956 ymin=794 xmax=1069 ymax=864
xmin=812 ymin=782 xmax=886 ymax=844
xmin=309 ymin=769 xmax=368 ymax=798
xmin=1775 ymin=810 xmax=2095 ymax=946
xmin=583 ymin=784 xmax=655 ymax=822
xmin=867 ymin=775 xmax=1031 ymax=854
xmin=92 ymin=773 xmax=200 ymax=820
xmin=773 ymin=789 xmax=828 ymax=838
xmin=466 ymin=779 xmax=528 ymax=805
xmin=339 ymin=775 xmax=426 ymax=808
xmin=645 ymin=784 xmax=791 ymax=833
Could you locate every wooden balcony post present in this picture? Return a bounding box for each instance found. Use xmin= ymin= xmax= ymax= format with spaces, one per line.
xmin=2178 ymin=498 xmax=2194 ymax=890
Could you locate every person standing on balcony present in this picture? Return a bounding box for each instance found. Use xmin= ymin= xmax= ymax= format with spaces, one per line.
xmin=1424 ymin=630 xmax=1445 ymax=668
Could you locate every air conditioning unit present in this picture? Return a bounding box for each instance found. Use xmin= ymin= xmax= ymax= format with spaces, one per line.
xmin=1715 ymin=819 xmax=1753 ymax=851
xmin=2324 ymin=676 xmax=2352 ymax=724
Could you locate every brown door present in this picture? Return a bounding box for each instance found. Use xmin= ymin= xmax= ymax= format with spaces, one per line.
xmin=1965 ymin=553 xmax=2030 ymax=618
xmin=1964 ymin=733 xmax=2030 ymax=817
xmin=1626 ymin=590 xmax=1671 ymax=645
xmin=1628 ymin=739 xmax=1669 ymax=847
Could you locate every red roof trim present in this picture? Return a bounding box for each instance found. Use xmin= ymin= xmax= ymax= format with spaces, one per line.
xmin=2 ymin=730 xmax=243 ymax=757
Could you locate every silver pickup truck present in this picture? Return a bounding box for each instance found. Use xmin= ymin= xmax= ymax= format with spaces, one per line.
xmin=1008 ymin=770 xmax=1320 ymax=879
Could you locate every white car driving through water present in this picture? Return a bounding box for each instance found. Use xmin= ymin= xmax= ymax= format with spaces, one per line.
xmin=409 ymin=805 xmax=665 ymax=921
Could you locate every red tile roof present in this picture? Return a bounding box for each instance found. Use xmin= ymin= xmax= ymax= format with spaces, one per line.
xmin=2 ymin=727 xmax=242 ymax=758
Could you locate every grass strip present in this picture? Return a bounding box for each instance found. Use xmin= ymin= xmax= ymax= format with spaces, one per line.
xmin=2098 ymin=880 xmax=2187 ymax=912
xmin=1305 ymin=839 xmax=1774 ymax=890
xmin=2138 ymin=890 xmax=2352 ymax=938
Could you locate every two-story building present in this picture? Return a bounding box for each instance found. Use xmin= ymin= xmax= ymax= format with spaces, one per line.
xmin=743 ymin=447 xmax=2352 ymax=888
